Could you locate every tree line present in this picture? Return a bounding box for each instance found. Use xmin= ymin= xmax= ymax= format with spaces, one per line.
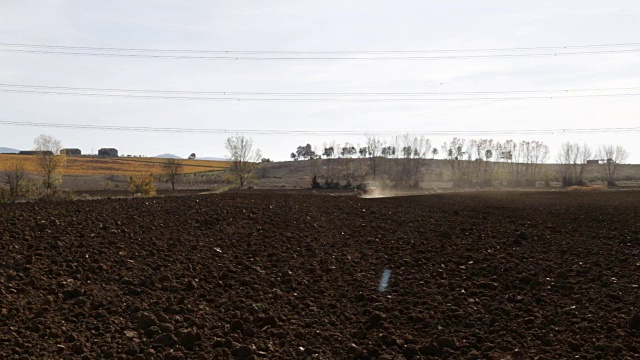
xmin=0 ymin=134 xmax=264 ymax=202
xmin=286 ymin=135 xmax=630 ymax=189
xmin=0 ymin=133 xmax=631 ymax=202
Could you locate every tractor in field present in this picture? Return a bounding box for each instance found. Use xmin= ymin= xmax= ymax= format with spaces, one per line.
xmin=356 ymin=182 xmax=376 ymax=196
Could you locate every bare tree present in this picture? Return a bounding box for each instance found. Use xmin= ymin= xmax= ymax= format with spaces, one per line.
xmin=365 ymin=135 xmax=384 ymax=180
xmin=2 ymin=162 xmax=28 ymax=202
xmin=525 ymin=140 xmax=550 ymax=182
xmin=557 ymin=142 xmax=576 ymax=186
xmin=322 ymin=141 xmax=341 ymax=186
xmin=494 ymin=140 xmax=512 ymax=184
xmin=597 ymin=145 xmax=629 ymax=186
xmin=402 ymin=135 xmax=430 ymax=187
xmin=308 ymin=145 xmax=321 ymax=182
xmin=340 ymin=143 xmax=357 ymax=186
xmin=386 ymin=135 xmax=403 ymax=186
xmin=293 ymin=144 xmax=321 ymax=183
xmin=468 ymin=139 xmax=495 ymax=185
xmin=33 ymin=134 xmax=66 ymax=190
xmin=438 ymin=138 xmax=549 ymax=187
xmin=556 ymin=142 xmax=591 ymax=186
xmin=356 ymin=145 xmax=368 ymax=182
xmin=514 ymin=140 xmax=551 ymax=186
xmin=576 ymin=144 xmax=592 ymax=185
xmin=442 ymin=138 xmax=470 ymax=187
xmin=162 ymin=158 xmax=184 ymax=191
xmin=225 ymin=135 xmax=261 ymax=187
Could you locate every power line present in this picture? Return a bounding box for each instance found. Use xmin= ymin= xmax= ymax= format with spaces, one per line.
xmin=2 ymin=41 xmax=640 ymax=54
xmin=2 ymin=87 xmax=640 ymax=102
xmin=1 ymin=120 xmax=639 ymax=136
xmin=0 ymin=88 xmax=233 ymax=101
xmin=2 ymin=47 xmax=640 ymax=60
xmin=2 ymin=82 xmax=640 ymax=96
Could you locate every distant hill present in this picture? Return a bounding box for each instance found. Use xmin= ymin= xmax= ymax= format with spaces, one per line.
xmin=154 ymin=154 xmax=229 ymax=161
xmin=155 ymin=153 xmax=183 ymax=159
xmin=154 ymin=154 xmax=228 ymax=161
xmin=0 ymin=147 xmax=20 ymax=154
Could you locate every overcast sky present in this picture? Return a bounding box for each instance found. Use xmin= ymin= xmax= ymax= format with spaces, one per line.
xmin=1 ymin=0 xmax=639 ymax=162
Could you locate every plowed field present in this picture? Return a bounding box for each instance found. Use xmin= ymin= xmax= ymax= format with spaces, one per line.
xmin=1 ymin=191 xmax=640 ymax=359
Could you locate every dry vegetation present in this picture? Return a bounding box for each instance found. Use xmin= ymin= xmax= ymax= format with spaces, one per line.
xmin=254 ymin=158 xmax=640 ymax=189
xmin=566 ymin=185 xmax=607 ymax=191
xmin=0 ymin=155 xmax=228 ymax=176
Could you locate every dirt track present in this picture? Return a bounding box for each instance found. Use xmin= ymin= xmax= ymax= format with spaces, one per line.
xmin=1 ymin=191 xmax=640 ymax=359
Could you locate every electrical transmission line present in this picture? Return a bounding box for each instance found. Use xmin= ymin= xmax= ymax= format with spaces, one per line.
xmin=1 ymin=83 xmax=640 ymax=102
xmin=2 ymin=41 xmax=640 ymax=53
xmin=1 ymin=120 xmax=639 ymax=136
xmin=2 ymin=82 xmax=640 ymax=96
xmin=1 ymin=41 xmax=640 ymax=60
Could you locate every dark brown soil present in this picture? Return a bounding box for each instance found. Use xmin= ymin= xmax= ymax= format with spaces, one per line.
xmin=74 ymin=189 xmax=211 ymax=198
xmin=1 ymin=191 xmax=639 ymax=359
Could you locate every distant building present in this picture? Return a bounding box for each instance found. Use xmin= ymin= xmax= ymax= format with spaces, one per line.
xmin=18 ymin=150 xmax=53 ymax=156
xmin=586 ymin=159 xmax=602 ymax=164
xmin=98 ymin=148 xmax=119 ymax=157
xmin=61 ymin=148 xmax=82 ymax=156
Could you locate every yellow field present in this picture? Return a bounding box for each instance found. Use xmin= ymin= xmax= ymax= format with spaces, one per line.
xmin=0 ymin=154 xmax=228 ymax=175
